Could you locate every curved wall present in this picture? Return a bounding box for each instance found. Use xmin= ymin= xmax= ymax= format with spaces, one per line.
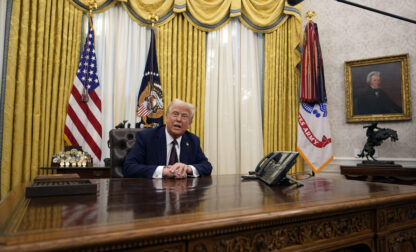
xmin=301 ymin=0 xmax=416 ymax=172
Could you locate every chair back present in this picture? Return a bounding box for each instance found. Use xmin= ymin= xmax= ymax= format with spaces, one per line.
xmin=109 ymin=128 xmax=144 ymax=178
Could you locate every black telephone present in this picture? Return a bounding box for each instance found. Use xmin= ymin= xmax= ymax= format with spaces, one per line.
xmin=242 ymin=151 xmax=302 ymax=186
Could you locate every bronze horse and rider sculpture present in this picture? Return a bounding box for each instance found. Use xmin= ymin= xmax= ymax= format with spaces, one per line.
xmin=358 ymin=122 xmax=398 ymax=161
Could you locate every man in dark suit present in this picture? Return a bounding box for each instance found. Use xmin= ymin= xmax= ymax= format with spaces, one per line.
xmin=123 ymin=99 xmax=212 ymax=179
xmin=355 ymin=71 xmax=402 ymax=115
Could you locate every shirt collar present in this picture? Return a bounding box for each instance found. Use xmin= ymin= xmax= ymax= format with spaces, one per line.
xmin=165 ymin=127 xmax=182 ymax=146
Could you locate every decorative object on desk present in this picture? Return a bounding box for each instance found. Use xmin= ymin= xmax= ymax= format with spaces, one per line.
xmin=34 ymin=173 xmax=80 ymax=182
xmin=104 ymin=158 xmax=110 ymax=167
xmin=115 ymin=120 xmax=130 ymax=128
xmin=51 ymin=148 xmax=93 ymax=167
xmin=26 ymin=175 xmax=97 ymax=198
xmin=358 ymin=122 xmax=398 ymax=163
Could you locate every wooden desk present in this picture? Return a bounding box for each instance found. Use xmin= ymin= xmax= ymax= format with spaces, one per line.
xmin=341 ymin=165 xmax=416 ymax=185
xmin=40 ymin=166 xmax=110 ymax=179
xmin=1 ymin=175 xmax=416 ymax=251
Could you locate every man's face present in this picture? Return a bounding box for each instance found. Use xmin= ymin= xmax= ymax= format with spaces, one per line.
xmin=370 ymin=75 xmax=381 ymax=89
xmin=166 ymin=105 xmax=192 ymax=139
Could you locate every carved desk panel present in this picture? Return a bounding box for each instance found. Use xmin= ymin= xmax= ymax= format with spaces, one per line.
xmin=1 ymin=176 xmax=416 ymax=251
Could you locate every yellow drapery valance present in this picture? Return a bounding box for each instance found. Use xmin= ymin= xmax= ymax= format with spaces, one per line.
xmin=69 ymin=0 xmax=301 ymax=33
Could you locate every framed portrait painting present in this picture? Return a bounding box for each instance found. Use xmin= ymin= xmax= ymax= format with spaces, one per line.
xmin=345 ymin=54 xmax=412 ymax=122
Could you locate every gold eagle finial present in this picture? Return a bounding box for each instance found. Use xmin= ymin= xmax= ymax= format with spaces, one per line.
xmin=305 ymin=10 xmax=316 ymax=22
xmin=149 ymin=14 xmax=159 ymax=27
xmin=87 ymin=0 xmax=98 ymax=13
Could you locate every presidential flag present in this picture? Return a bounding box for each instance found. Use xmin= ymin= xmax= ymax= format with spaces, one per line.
xmin=297 ymin=21 xmax=333 ymax=173
xmin=136 ymin=29 xmax=164 ymax=128
xmin=64 ymin=15 xmax=102 ymax=164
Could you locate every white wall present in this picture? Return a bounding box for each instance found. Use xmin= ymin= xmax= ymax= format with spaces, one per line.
xmin=301 ymin=0 xmax=416 ymax=172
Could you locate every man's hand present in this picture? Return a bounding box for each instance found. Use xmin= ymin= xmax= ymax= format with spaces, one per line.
xmin=164 ymin=163 xmax=192 ymax=179
xmin=162 ymin=166 xmax=175 ymax=178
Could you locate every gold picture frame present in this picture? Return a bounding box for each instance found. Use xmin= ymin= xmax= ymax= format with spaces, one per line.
xmin=345 ymin=54 xmax=411 ymax=122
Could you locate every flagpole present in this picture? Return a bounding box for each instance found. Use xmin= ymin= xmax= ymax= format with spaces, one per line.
xmin=305 ymin=10 xmax=316 ymax=22
xmin=141 ymin=14 xmax=159 ymax=128
xmin=64 ymin=0 xmax=103 ymax=163
xmin=81 ymin=1 xmax=98 ymax=103
xmin=87 ymin=0 xmax=97 ymax=14
xmin=148 ymin=14 xmax=158 ymax=94
xmin=297 ymin=10 xmax=333 ymax=174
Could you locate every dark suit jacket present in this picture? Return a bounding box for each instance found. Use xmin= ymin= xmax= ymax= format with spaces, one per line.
xmin=123 ymin=125 xmax=212 ymax=178
xmin=355 ymin=86 xmax=402 ymax=115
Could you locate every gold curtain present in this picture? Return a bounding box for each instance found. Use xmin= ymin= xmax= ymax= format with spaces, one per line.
xmin=156 ymin=15 xmax=206 ymax=146
xmin=71 ymin=0 xmax=301 ymax=33
xmin=263 ymin=16 xmax=303 ymax=174
xmin=69 ymin=0 xmax=118 ymax=13
xmin=121 ymin=1 xmax=176 ymax=27
xmin=1 ymin=0 xmax=304 ymax=199
xmin=1 ymin=0 xmax=82 ymax=198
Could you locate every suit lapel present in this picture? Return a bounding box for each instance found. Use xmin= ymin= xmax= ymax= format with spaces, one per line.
xmin=157 ymin=126 xmax=167 ymax=165
xmin=180 ymin=132 xmax=191 ymax=163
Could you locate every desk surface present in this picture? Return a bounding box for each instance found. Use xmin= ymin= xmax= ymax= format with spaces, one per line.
xmin=1 ymin=175 xmax=416 ymax=251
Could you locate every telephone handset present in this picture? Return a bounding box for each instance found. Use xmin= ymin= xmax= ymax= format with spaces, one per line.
xmin=253 ymin=152 xmax=283 ymax=176
xmin=242 ymin=151 xmax=302 ymax=186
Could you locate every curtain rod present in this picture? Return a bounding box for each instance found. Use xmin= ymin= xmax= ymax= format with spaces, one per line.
xmin=335 ymin=0 xmax=416 ymax=24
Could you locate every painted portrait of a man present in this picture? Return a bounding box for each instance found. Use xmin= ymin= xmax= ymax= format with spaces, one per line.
xmin=345 ymin=54 xmax=411 ymax=122
xmin=352 ymin=62 xmax=403 ymax=116
xmin=354 ymin=70 xmax=402 ymax=115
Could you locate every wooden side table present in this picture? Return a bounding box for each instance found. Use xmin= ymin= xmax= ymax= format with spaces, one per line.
xmin=340 ymin=165 xmax=416 ymax=185
xmin=40 ymin=166 xmax=110 ymax=179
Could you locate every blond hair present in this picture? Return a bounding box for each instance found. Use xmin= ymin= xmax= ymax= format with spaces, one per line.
xmin=166 ymin=99 xmax=195 ymax=120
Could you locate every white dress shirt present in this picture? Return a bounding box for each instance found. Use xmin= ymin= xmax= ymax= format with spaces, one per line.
xmin=152 ymin=128 xmax=200 ymax=178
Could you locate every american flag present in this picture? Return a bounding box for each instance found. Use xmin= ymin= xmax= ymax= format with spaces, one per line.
xmin=64 ymin=15 xmax=102 ymax=164
xmin=61 ymin=203 xmax=98 ymax=227
xmin=137 ymin=102 xmax=150 ymax=117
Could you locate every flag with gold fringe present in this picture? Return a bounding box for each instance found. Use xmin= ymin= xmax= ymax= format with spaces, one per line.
xmin=297 ymin=20 xmax=333 ymax=173
xmin=136 ymin=28 xmax=164 ymax=128
xmin=64 ymin=14 xmax=102 ymax=164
